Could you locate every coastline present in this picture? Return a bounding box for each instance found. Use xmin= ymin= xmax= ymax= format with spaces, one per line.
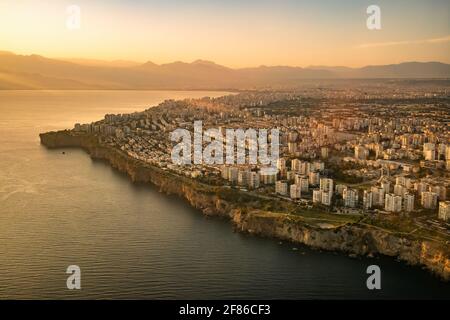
xmin=39 ymin=130 xmax=450 ymax=281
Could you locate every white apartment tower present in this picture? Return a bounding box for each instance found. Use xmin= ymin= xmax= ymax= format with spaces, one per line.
xmin=385 ymin=193 xmax=402 ymax=213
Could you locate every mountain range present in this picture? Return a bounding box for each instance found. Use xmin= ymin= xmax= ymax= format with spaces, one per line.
xmin=0 ymin=51 xmax=449 ymax=90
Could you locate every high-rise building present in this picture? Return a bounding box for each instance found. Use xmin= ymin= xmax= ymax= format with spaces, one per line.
xmin=288 ymin=142 xmax=297 ymax=154
xmin=415 ymin=182 xmax=429 ymax=196
xmin=275 ymin=181 xmax=288 ymax=195
xmin=374 ymin=144 xmax=383 ymax=158
xmin=438 ymin=201 xmax=450 ymax=221
xmin=248 ymin=172 xmax=260 ymax=189
xmin=385 ymin=193 xmax=402 ymax=212
xmin=286 ymin=171 xmax=296 ymax=182
xmin=429 ymin=185 xmax=446 ymax=201
xmin=395 ymin=176 xmax=411 ymax=188
xmin=319 ymin=178 xmax=334 ymax=193
xmin=309 ymin=171 xmax=320 ymax=186
xmin=291 ymin=159 xmax=301 ymax=172
xmin=423 ymin=143 xmax=436 ymax=161
xmin=290 ymin=184 xmax=301 ymax=199
xmin=401 ymin=135 xmax=410 ymax=148
xmin=381 ymin=181 xmax=391 ymax=194
xmin=295 ymin=175 xmax=309 ymax=192
xmin=300 ymin=161 xmax=311 ymax=175
xmin=312 ymin=189 xmax=322 ymax=204
xmin=363 ymin=190 xmax=373 ymax=210
xmin=421 ymin=191 xmax=438 ymax=209
xmin=260 ymin=169 xmax=277 ymax=185
xmin=394 ymin=184 xmax=406 ymax=197
xmin=343 ymin=188 xmax=358 ymax=208
xmin=437 ymin=143 xmax=447 ymax=160
xmin=277 ymin=158 xmax=286 ymax=172
xmin=371 ymin=186 xmax=385 ymax=207
xmin=403 ymin=193 xmax=415 ymax=212
xmin=321 ymin=191 xmax=332 ymax=206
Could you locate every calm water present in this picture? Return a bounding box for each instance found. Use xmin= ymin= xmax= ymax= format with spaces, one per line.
xmin=0 ymin=90 xmax=449 ymax=299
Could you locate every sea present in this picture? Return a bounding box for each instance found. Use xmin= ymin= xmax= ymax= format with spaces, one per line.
xmin=0 ymin=90 xmax=449 ymax=299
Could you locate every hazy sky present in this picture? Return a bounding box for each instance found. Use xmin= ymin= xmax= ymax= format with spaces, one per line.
xmin=1 ymin=0 xmax=449 ymax=67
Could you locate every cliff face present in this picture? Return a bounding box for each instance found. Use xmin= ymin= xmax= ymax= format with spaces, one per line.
xmin=233 ymin=210 xmax=450 ymax=280
xmin=40 ymin=131 xmax=450 ymax=281
xmin=40 ymin=131 xmax=235 ymax=217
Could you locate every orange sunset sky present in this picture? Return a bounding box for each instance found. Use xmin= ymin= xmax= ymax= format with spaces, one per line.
xmin=0 ymin=0 xmax=449 ymax=68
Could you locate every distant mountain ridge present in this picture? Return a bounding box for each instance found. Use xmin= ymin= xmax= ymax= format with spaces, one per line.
xmin=0 ymin=51 xmax=449 ymax=89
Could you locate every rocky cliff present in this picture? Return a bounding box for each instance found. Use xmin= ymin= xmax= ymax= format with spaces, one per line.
xmin=40 ymin=130 xmax=450 ymax=281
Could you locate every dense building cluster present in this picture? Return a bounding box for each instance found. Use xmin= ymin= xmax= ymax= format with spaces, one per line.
xmin=70 ymin=85 xmax=450 ymax=237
